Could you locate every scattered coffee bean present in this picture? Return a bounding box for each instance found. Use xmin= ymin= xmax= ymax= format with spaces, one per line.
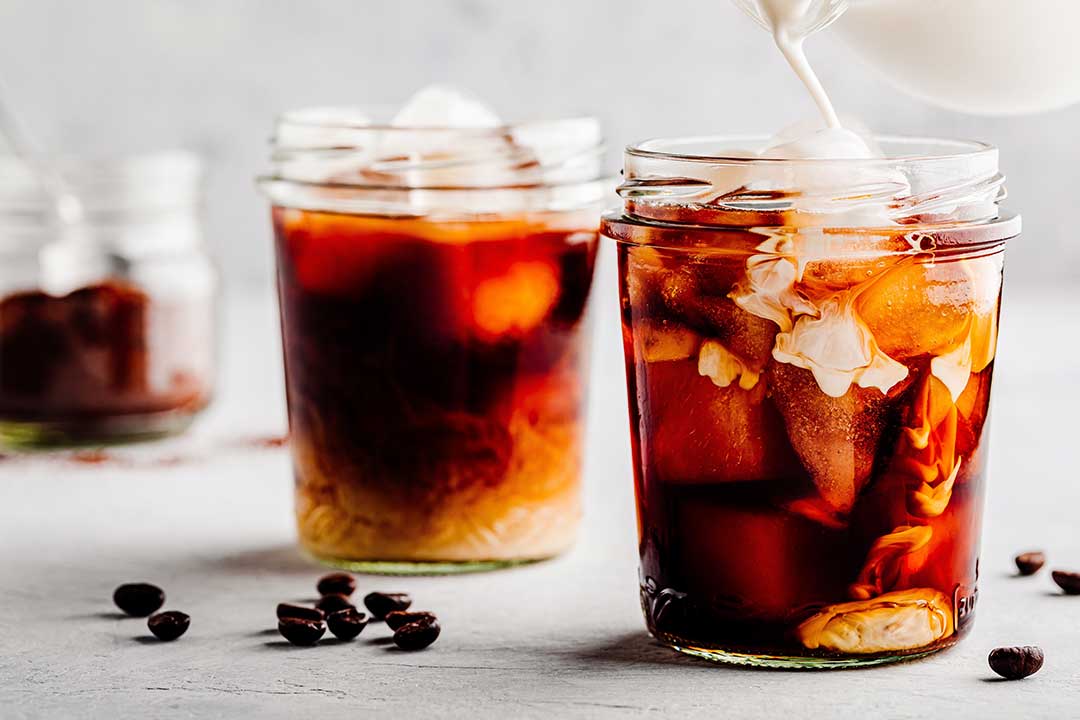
xmin=113 ymin=583 xmax=166 ymax=617
xmin=989 ymin=646 xmax=1044 ymax=680
xmin=316 ymin=573 xmax=356 ymax=597
xmin=385 ymin=610 xmax=437 ymax=631
xmin=364 ymin=592 xmax=412 ymax=619
xmin=278 ymin=618 xmax=325 ymax=646
xmin=315 ymin=593 xmax=354 ymax=615
xmin=326 ymin=608 xmax=368 ymax=640
xmin=393 ymin=616 xmax=440 ymax=651
xmin=276 ymin=603 xmax=325 ymax=623
xmin=1014 ymin=551 xmax=1046 ymax=576
xmin=1051 ymin=570 xmax=1080 ymax=595
xmin=147 ymin=611 xmax=190 ymax=641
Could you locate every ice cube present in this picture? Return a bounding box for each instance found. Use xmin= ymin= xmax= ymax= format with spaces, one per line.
xmin=769 ymin=361 xmax=911 ymax=514
xmin=472 ymin=261 xmax=560 ymax=337
xmin=661 ymin=267 xmax=778 ymax=368
xmin=761 ymin=127 xmax=879 ymax=161
xmin=391 ymin=85 xmax=502 ymax=128
xmin=624 ymin=246 xmax=668 ymax=313
xmin=637 ymin=320 xmax=701 ymax=363
xmin=750 ymin=120 xmax=910 ymax=225
xmin=796 ymin=588 xmax=953 ymax=654
xmin=763 ymin=117 xmax=884 ymax=158
xmin=273 ymin=208 xmax=386 ymax=295
xmin=644 ymin=358 xmax=800 ymax=485
xmin=855 ymin=259 xmax=979 ymax=361
xmin=797 ymin=238 xmax=907 ymax=296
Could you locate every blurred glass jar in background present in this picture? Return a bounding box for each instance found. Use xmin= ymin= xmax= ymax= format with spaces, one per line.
xmin=260 ymin=106 xmax=607 ymax=573
xmin=0 ymin=152 xmax=217 ymax=447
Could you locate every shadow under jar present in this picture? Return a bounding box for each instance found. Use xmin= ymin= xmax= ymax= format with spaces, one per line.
xmin=603 ymin=136 xmax=1019 ymax=668
xmin=260 ymin=110 xmax=608 ymax=574
xmin=0 ymin=153 xmax=216 ymax=447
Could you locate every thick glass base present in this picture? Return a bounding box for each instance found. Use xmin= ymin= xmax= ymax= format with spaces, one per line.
xmin=304 ymin=550 xmax=550 ymax=576
xmin=658 ymin=633 xmax=956 ymax=669
xmin=0 ymin=409 xmax=199 ymax=449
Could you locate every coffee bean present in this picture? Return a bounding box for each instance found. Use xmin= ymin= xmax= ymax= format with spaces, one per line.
xmin=278 ymin=618 xmax=325 ymax=646
xmin=147 ymin=611 xmax=190 ymax=641
xmin=1051 ymin=570 xmax=1080 ymax=594
xmin=113 ymin=583 xmax=165 ymax=617
xmin=326 ymin=608 xmax=368 ymax=640
xmin=315 ymin=593 xmax=354 ymax=615
xmin=364 ymin=592 xmax=412 ymax=619
xmin=317 ymin=573 xmax=356 ymax=597
xmin=385 ymin=610 xmax=437 ymax=631
xmin=393 ymin=617 xmax=440 ymax=651
xmin=1014 ymin=551 xmax=1046 ymax=576
xmin=276 ymin=603 xmax=325 ymax=623
xmin=989 ymin=646 xmax=1044 ymax=680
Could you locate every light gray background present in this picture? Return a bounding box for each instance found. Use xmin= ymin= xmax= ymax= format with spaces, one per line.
xmin=0 ymin=0 xmax=1076 ymax=288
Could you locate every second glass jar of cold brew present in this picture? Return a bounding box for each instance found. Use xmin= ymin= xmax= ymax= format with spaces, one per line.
xmin=604 ymin=135 xmax=1018 ymax=667
xmin=260 ymin=109 xmax=608 ymax=573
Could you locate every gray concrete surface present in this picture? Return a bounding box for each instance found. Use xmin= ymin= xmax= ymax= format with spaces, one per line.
xmin=1 ymin=285 xmax=1079 ymax=718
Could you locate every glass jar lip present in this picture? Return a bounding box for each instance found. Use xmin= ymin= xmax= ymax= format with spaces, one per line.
xmin=274 ymin=105 xmax=600 ymax=136
xmin=262 ymin=107 xmax=610 ymax=210
xmin=626 ymin=134 xmax=997 ymax=166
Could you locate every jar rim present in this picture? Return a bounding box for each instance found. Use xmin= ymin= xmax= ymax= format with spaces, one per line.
xmin=625 ymin=134 xmax=997 ymax=166
xmin=265 ymin=107 xmax=607 ymax=191
xmin=262 ymin=108 xmax=610 ymax=214
xmin=275 ymin=105 xmax=600 ymax=137
xmin=618 ymin=133 xmax=1007 ymax=229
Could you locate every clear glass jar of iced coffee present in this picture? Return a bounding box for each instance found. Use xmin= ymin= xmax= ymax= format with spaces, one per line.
xmin=259 ymin=101 xmax=608 ymax=573
xmin=604 ymin=135 xmax=1018 ymax=667
xmin=0 ymin=152 xmax=216 ymax=447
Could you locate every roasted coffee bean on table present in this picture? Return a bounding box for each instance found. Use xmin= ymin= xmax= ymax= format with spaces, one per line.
xmin=147 ymin=611 xmax=190 ymax=641
xmin=1014 ymin=551 xmax=1046 ymax=576
xmin=276 ymin=603 xmax=325 ymax=622
xmin=113 ymin=583 xmax=166 ymax=617
xmin=1051 ymin=570 xmax=1080 ymax=595
xmin=326 ymin=608 xmax=368 ymax=640
xmin=385 ymin=610 xmax=437 ymax=631
xmin=393 ymin=616 xmax=440 ymax=651
xmin=988 ymin=646 xmax=1045 ymax=680
xmin=316 ymin=573 xmax=356 ymax=597
xmin=278 ymin=618 xmax=326 ymax=646
xmin=364 ymin=592 xmax=412 ymax=619
xmin=315 ymin=593 xmax=355 ymax=615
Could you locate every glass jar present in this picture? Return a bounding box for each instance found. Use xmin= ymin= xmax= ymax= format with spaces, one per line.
xmin=0 ymin=152 xmax=217 ymax=447
xmin=603 ymin=135 xmax=1019 ymax=667
xmin=259 ymin=109 xmax=608 ymax=573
